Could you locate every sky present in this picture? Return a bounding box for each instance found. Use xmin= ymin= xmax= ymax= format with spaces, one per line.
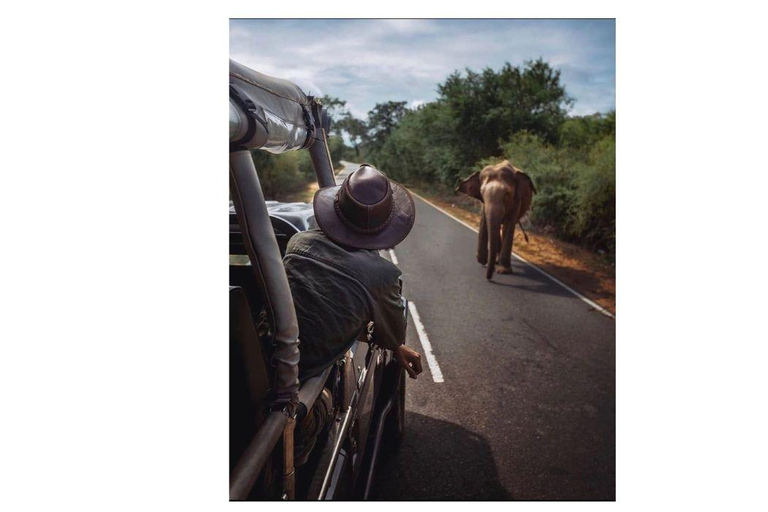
xmin=230 ymin=19 xmax=615 ymax=118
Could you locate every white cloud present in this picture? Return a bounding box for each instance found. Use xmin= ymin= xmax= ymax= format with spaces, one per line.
xmin=230 ymin=19 xmax=615 ymax=118
xmin=379 ymin=19 xmax=439 ymax=34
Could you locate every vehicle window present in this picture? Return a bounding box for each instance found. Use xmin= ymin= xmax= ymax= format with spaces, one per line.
xmin=250 ymin=150 xmax=315 ymax=203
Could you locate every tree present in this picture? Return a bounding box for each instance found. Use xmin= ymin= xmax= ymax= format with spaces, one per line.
xmin=364 ymin=101 xmax=409 ymax=158
xmin=371 ymin=60 xmax=574 ymax=186
xmin=318 ymin=95 xmax=349 ymax=137
xmin=508 ymin=59 xmax=573 ymax=144
xmin=437 ymin=59 xmax=572 ymax=162
xmin=336 ymin=114 xmax=368 ymax=158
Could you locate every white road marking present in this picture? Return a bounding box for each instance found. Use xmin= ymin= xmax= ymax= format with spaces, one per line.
xmin=408 ymin=189 xmax=615 ymax=319
xmin=387 ymin=249 xmax=399 ymax=265
xmin=407 ymin=301 xmax=444 ymax=383
xmin=509 ymin=252 xmax=615 ymax=318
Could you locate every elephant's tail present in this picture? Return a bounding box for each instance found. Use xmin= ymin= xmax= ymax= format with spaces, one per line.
xmin=518 ymin=221 xmax=530 ymax=243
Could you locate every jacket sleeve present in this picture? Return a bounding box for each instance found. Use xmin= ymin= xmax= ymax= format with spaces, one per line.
xmin=371 ymin=277 xmax=407 ymax=351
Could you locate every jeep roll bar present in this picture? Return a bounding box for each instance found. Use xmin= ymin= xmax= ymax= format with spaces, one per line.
xmin=229 ymin=59 xmax=336 ymax=188
xmin=228 ymin=59 xmax=337 ymax=500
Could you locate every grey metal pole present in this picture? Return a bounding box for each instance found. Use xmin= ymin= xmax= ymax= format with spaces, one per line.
xmin=308 ymin=127 xmax=337 ymax=189
xmin=230 ymin=411 xmax=288 ymax=500
xmin=229 ymin=150 xmax=301 ymax=500
xmin=229 ymin=150 xmax=300 ymax=406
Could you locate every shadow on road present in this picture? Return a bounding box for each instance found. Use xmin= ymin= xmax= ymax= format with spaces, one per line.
xmin=486 ymin=267 xmax=570 ymax=298
xmin=486 ymin=265 xmax=597 ymax=300
xmin=370 ymin=413 xmax=513 ymax=500
xmin=484 ymin=261 xmax=613 ymax=314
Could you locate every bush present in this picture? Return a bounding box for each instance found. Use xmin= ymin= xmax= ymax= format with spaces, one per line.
xmin=559 ymin=111 xmax=615 ymax=151
xmin=375 ymin=110 xmax=430 ymax=184
xmin=296 ymin=149 xmax=315 ymax=179
xmin=499 ymin=131 xmax=615 ymax=255
xmin=374 ymin=103 xmax=465 ymax=187
xmin=573 ymin=137 xmax=615 ymax=254
xmin=500 ymin=132 xmax=576 ymax=232
xmin=249 ymin=135 xmax=353 ymax=200
xmin=250 ymin=150 xmax=312 ymax=201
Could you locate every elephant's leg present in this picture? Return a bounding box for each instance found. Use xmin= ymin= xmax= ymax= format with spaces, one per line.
xmin=497 ymin=216 xmax=516 ymax=274
xmin=477 ymin=206 xmax=489 ymax=265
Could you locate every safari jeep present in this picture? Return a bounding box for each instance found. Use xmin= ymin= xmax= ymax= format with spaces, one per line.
xmin=229 ymin=59 xmax=407 ymax=500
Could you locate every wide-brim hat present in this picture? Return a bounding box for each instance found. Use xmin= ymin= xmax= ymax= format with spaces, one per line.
xmin=313 ymin=164 xmax=415 ymax=250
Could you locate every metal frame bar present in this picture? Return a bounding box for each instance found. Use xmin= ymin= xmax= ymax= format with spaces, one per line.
xmin=297 ymin=367 xmax=333 ymax=421
xmin=230 ymin=411 xmax=288 ymax=500
xmin=228 ymin=70 xmax=356 ymax=499
xmin=229 ymin=365 xmax=335 ymax=501
xmin=308 ymin=126 xmax=336 ymax=188
xmin=229 ymin=150 xmax=301 ymax=500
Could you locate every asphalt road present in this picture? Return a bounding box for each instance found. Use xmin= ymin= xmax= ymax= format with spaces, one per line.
xmin=337 ymin=163 xmax=616 ymax=501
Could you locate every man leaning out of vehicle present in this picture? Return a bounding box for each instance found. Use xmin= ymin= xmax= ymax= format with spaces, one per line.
xmin=283 ymin=163 xmax=423 ymax=464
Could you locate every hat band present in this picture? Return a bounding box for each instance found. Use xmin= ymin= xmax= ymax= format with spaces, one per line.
xmin=333 ymin=194 xmax=394 ymax=234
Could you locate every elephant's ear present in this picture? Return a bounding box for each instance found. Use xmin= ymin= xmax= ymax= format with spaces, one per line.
xmin=518 ymin=171 xmax=537 ymax=195
xmin=456 ymin=171 xmax=483 ymax=202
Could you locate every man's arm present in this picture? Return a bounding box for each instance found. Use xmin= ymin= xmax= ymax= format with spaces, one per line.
xmin=395 ymin=344 xmax=423 ymax=379
xmin=371 ymin=277 xmax=423 ymax=379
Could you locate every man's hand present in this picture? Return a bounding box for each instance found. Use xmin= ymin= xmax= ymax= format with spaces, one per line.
xmin=395 ymin=344 xmax=423 ymax=379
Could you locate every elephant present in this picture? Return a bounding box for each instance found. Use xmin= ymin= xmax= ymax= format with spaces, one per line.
xmin=456 ymin=160 xmax=536 ymax=280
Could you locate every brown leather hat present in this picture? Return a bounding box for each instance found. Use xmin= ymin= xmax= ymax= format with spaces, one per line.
xmin=313 ymin=164 xmax=415 ymax=250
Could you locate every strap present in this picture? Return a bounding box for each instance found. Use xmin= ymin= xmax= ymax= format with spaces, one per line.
xmin=230 ymin=83 xmax=268 ymax=148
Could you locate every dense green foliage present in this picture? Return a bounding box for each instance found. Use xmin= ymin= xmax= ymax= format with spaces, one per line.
xmin=250 ymin=59 xmax=615 ymax=255
xmin=363 ymin=101 xmax=409 ymax=161
xmin=249 ymin=149 xmax=314 ymax=200
xmin=249 ymin=132 xmax=350 ymax=201
xmin=498 ymin=123 xmax=615 ymax=254
xmin=372 ymin=59 xmax=573 ymax=186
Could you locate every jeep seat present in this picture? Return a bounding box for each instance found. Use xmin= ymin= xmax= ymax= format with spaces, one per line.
xmin=230 ymin=286 xmax=271 ymax=469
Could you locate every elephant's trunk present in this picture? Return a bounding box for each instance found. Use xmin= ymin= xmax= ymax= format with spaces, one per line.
xmin=486 ymin=206 xmax=503 ymax=280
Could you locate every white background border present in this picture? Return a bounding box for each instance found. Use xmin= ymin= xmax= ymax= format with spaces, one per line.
xmin=2 ymin=2 xmax=767 ymax=510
